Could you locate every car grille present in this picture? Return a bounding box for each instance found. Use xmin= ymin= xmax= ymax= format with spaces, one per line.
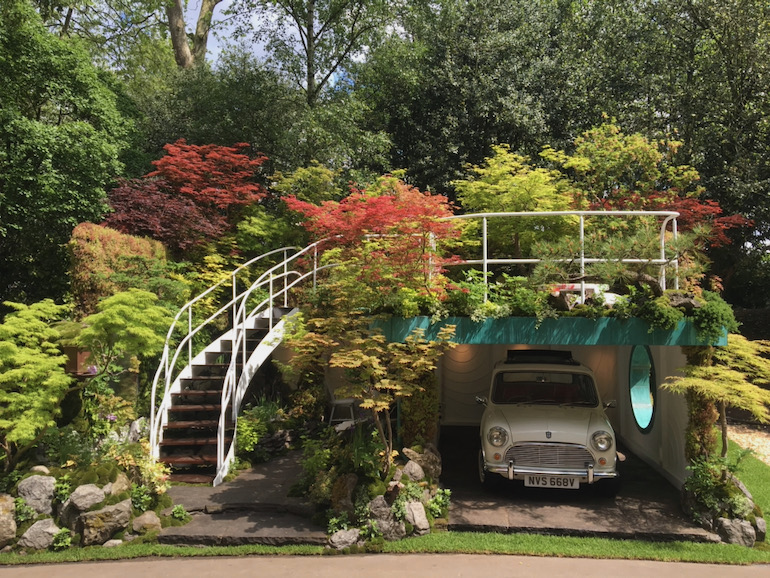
xmin=504 ymin=443 xmax=594 ymax=469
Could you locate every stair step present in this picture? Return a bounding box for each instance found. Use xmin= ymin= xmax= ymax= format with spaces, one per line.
xmin=172 ymin=390 xmax=223 ymax=398
xmin=164 ymin=420 xmax=219 ymax=429
xmin=160 ymin=455 xmax=217 ymax=466
xmin=168 ymin=473 xmax=215 ymax=484
xmin=160 ymin=437 xmax=229 ymax=447
xmin=168 ymin=404 xmax=221 ymax=412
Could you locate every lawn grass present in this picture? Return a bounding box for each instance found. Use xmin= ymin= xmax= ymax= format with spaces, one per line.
xmin=1 ymin=438 xmax=768 ymax=566
xmin=383 ymin=532 xmax=770 ymax=565
xmin=2 ymin=533 xmax=770 ymax=566
xmin=727 ymin=439 xmax=770 ymax=515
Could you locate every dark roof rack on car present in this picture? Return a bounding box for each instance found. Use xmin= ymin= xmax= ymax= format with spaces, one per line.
xmin=505 ymin=349 xmax=580 ymax=365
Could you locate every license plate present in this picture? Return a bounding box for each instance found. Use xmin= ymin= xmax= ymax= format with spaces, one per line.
xmin=524 ymin=475 xmax=579 ymax=489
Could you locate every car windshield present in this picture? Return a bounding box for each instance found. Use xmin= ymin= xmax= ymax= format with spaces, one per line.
xmin=491 ymin=371 xmax=599 ymax=407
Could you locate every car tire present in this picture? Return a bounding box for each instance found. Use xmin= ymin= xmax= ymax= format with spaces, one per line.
xmin=478 ymin=449 xmax=498 ymax=489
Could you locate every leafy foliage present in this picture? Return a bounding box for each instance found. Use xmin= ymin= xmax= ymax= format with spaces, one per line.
xmin=0 ymin=300 xmax=73 ymax=472
xmin=68 ymin=223 xmax=189 ymax=318
xmin=229 ymin=0 xmax=392 ymax=106
xmin=75 ymin=289 xmax=173 ymax=389
xmin=13 ymin=497 xmax=37 ymax=524
xmin=171 ymin=504 xmax=190 ymax=522
xmin=0 ymin=0 xmax=127 ymax=304
xmin=682 ymin=453 xmax=758 ymax=525
xmin=51 ymin=528 xmax=73 ymax=551
xmin=453 ymin=144 xmax=575 ymax=259
xmin=131 ymin=482 xmax=154 ymax=512
xmin=285 ymin=175 xmax=462 ymax=309
xmin=665 ymin=337 xmax=770 ymax=426
xmin=235 ymin=398 xmax=286 ymax=463
xmin=426 ymin=488 xmax=451 ymax=519
xmin=665 ymin=336 xmax=770 ymax=474
xmin=105 ymin=140 xmax=268 ymax=255
xmin=399 ymin=374 xmax=440 ymax=448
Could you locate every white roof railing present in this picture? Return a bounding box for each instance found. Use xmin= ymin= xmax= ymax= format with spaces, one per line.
xmin=444 ymin=210 xmax=680 ymax=303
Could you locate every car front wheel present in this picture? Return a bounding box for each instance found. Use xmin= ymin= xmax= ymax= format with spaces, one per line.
xmin=478 ymin=448 xmax=498 ymax=489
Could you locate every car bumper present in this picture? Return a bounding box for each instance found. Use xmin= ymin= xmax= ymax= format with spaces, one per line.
xmin=485 ymin=461 xmax=618 ymax=484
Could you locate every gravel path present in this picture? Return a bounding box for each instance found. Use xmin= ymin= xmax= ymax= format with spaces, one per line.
xmin=729 ymin=423 xmax=770 ymax=465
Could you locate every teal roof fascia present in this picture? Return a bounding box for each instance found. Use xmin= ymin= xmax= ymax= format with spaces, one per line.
xmin=376 ymin=316 xmax=727 ymax=347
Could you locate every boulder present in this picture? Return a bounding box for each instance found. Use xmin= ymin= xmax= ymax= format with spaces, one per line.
xmin=754 ymin=516 xmax=767 ymax=542
xmin=0 ymin=494 xmax=16 ymax=548
xmin=717 ymin=517 xmax=756 ymax=547
xmin=368 ymin=496 xmax=392 ymax=521
xmin=128 ymin=418 xmax=147 ymax=443
xmin=330 ymin=473 xmax=358 ymax=515
xmin=402 ymin=460 xmax=425 ymax=482
xmin=366 ymin=494 xmax=406 ymax=541
xmin=132 ymin=510 xmax=162 ymax=534
xmin=103 ymin=539 xmax=123 ymax=548
xmin=329 ymin=528 xmax=360 ymax=550
xmin=18 ymin=519 xmax=59 ymax=550
xmin=29 ymin=466 xmax=50 ymax=475
xmin=110 ymin=472 xmax=131 ymax=496
xmin=384 ymin=481 xmax=403 ymax=505
xmin=402 ymin=445 xmax=442 ymax=481
xmin=60 ymin=484 xmax=105 ymax=529
xmin=78 ymin=499 xmax=131 ymax=546
xmin=405 ymin=501 xmax=430 ymax=536
xmin=377 ymin=519 xmax=406 ymax=541
xmin=17 ymin=475 xmax=55 ymax=515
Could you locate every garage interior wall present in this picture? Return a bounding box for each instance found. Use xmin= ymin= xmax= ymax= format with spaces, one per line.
xmin=615 ymin=345 xmax=690 ymax=487
xmin=439 ymin=343 xmax=690 ymax=487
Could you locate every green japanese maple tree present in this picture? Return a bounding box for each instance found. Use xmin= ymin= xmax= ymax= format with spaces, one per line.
xmin=0 ymin=301 xmax=73 ymax=473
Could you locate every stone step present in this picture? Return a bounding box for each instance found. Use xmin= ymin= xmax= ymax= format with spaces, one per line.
xmin=160 ymin=455 xmax=217 ymax=466
xmin=159 ymin=437 xmax=228 ymax=447
xmin=168 ymin=404 xmax=222 ymax=412
xmin=167 ymin=473 xmax=216 ymax=484
xmin=163 ymin=420 xmax=219 ymax=429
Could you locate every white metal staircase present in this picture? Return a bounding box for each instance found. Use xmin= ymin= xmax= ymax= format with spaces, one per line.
xmin=149 ymin=243 xmax=326 ymax=485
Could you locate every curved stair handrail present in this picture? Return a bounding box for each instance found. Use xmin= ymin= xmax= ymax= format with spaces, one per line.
xmin=150 ymin=242 xmax=326 ymax=471
xmin=213 ymin=264 xmax=337 ymax=484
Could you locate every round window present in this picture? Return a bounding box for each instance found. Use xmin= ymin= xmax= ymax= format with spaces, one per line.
xmin=629 ymin=345 xmax=655 ymax=432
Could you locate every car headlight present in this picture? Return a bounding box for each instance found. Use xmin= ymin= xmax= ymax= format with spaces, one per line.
xmin=487 ymin=427 xmax=508 ymax=447
xmin=591 ymin=430 xmax=613 ymax=452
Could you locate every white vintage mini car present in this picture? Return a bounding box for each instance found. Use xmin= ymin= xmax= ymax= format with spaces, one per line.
xmin=477 ymin=350 xmax=619 ymax=490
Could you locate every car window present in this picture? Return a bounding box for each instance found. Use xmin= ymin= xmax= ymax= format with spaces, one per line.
xmin=491 ymin=371 xmax=598 ymax=406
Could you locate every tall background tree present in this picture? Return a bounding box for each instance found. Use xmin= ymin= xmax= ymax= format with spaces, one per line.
xmin=0 ymin=0 xmax=127 ymax=304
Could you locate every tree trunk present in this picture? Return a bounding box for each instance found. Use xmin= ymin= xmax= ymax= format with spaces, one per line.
xmin=193 ymin=0 xmax=224 ymax=64
xmin=305 ymin=1 xmax=318 ymax=105
xmin=719 ymin=400 xmax=729 ymax=482
xmin=166 ymin=0 xmax=195 ymax=68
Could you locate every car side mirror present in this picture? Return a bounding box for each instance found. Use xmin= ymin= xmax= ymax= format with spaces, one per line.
xmin=604 ymin=399 xmax=617 ymax=409
xmin=475 ymin=396 xmax=488 ymax=407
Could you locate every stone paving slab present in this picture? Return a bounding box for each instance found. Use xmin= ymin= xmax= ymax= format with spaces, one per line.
xmin=160 ymin=451 xmax=325 ymax=546
xmin=448 ymin=496 xmax=717 ymax=542
xmin=159 ymin=510 xmax=327 ymax=546
xmin=160 ymin=428 xmax=719 ymax=546
xmin=441 ymin=426 xmax=719 ymax=543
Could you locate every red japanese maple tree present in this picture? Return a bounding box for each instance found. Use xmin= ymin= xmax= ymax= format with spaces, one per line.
xmin=285 ymin=177 xmax=462 ymax=300
xmin=105 ymin=140 xmax=268 ymax=253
